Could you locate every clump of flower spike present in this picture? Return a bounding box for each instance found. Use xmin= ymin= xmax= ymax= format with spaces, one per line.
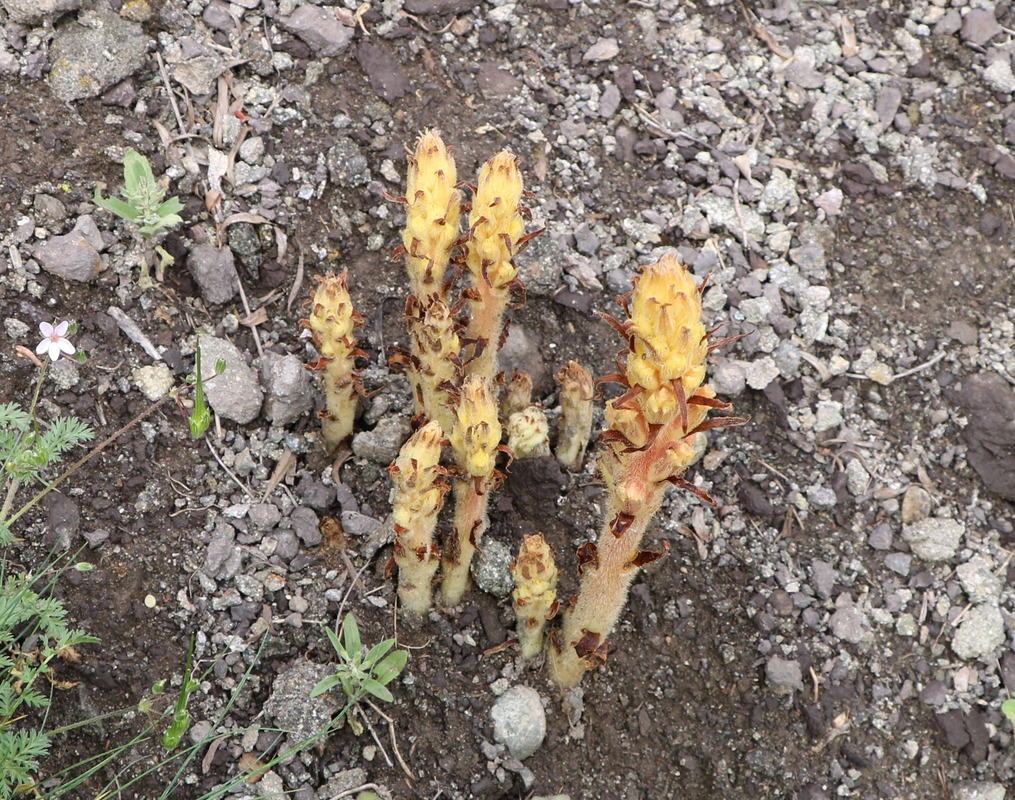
xmin=398 ymin=294 xmax=461 ymax=436
xmin=554 ymin=361 xmax=594 ymax=471
xmin=461 ymin=151 xmax=537 ymax=383
xmin=389 ymin=420 xmax=448 ymax=614
xmin=507 ymin=406 xmax=550 ymax=460
xmin=549 ymin=253 xmax=746 ymax=689
xmin=511 ymin=534 xmax=558 ymax=660
xmin=303 ymin=272 xmax=364 ymax=453
xmin=398 ymin=129 xmax=461 ymax=300
xmin=442 ymin=375 xmax=507 ymax=605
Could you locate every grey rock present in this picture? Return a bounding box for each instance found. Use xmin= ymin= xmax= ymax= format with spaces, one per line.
xmin=788 ymin=241 xmax=827 ymax=278
xmin=263 ymin=660 xmax=341 ymax=742
xmin=339 ymin=511 xmax=381 ymax=537
xmin=262 ymin=352 xmax=313 ymax=427
xmin=845 ymin=459 xmax=870 ymax=496
xmin=278 ymin=5 xmax=354 ymax=57
xmin=171 ymin=55 xmax=229 ymax=96
xmin=199 ymin=336 xmax=263 ymax=424
xmin=951 ymin=605 xmax=1005 ymax=661
xmin=471 ymin=539 xmax=514 ymax=599
xmin=711 ymin=359 xmax=746 ymax=398
xmin=765 ymin=656 xmax=803 ymax=694
xmin=132 ymin=364 xmax=175 ymax=401
xmin=34 ymin=231 xmax=101 ymax=282
xmin=48 ymin=10 xmax=152 ymax=102
xmin=273 ymin=530 xmax=300 ymax=561
xmin=783 ymin=47 xmax=824 ymax=89
xmin=573 ymin=223 xmax=599 ymax=256
xmin=249 ymin=503 xmax=282 ymax=531
xmin=814 ymin=401 xmax=843 ymax=433
xmin=875 ymin=85 xmax=903 ymax=126
xmin=290 ymin=506 xmax=321 ymax=546
xmin=919 ymin=680 xmax=947 ymax=706
xmin=73 ymin=215 xmax=105 ymax=252
xmin=745 ymin=356 xmax=779 ymax=391
xmin=739 ymin=296 xmax=772 ymax=325
xmin=983 ymin=58 xmax=1015 ymax=94
xmin=806 ymin=485 xmax=837 ymax=512
xmin=255 ymin=771 xmax=284 ymax=798
xmin=325 ymin=138 xmax=369 ymax=188
xmin=867 ymin=524 xmax=893 ymax=550
xmin=599 ymin=82 xmax=621 ymax=118
xmin=829 ymin=602 xmax=872 ymax=644
xmin=957 ymin=555 xmax=1003 ymax=604
xmin=351 ymin=416 xmax=412 ymax=465
xmin=34 ymin=194 xmax=67 ymax=222
xmin=490 ymin=685 xmax=546 ymax=760
xmin=934 ymin=8 xmax=962 ymax=35
xmin=883 ymin=552 xmax=912 ymax=577
xmin=961 ymin=9 xmax=1000 ymax=47
xmin=954 ymin=782 xmax=1006 ymax=800
xmin=1 ymin=0 xmax=80 ymax=25
xmin=810 ymin=560 xmax=837 ymax=600
xmin=901 ymin=517 xmax=963 ymax=561
xmin=187 ymin=244 xmax=239 ymax=305
xmin=203 ymin=525 xmax=236 ymax=577
xmin=582 ymin=37 xmax=618 ymax=63
xmin=319 ymin=769 xmax=369 ymax=798
xmin=45 ymin=492 xmax=79 ymax=550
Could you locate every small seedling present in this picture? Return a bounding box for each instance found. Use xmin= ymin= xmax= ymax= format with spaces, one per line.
xmin=93 ymin=148 xmax=184 ymax=285
xmin=1002 ymin=699 xmax=1015 ymax=727
xmin=178 ymin=339 xmax=225 ymax=439
xmin=312 ymin=613 xmax=407 ymax=715
xmin=160 ymin=638 xmax=200 ymax=750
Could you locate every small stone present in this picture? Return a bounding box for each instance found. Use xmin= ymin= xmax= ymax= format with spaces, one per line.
xmin=845 ymin=459 xmax=870 ymax=496
xmin=339 ymin=511 xmax=381 ymax=537
xmin=279 ymin=5 xmax=354 ymax=57
xmin=765 ymin=656 xmax=803 ymax=694
xmin=961 ymin=9 xmax=1001 ymax=47
xmin=263 ymin=661 xmax=341 ymax=742
xmin=351 ymin=416 xmax=412 ymax=465
xmin=203 ymin=526 xmax=236 ymax=577
xmin=868 ymin=523 xmax=893 ymax=550
xmin=132 ymin=364 xmax=174 ymax=401
xmin=261 ymin=352 xmax=313 ymax=427
xmin=983 ymin=58 xmax=1015 ymax=94
xmin=956 ymin=555 xmax=1003 ymax=604
xmin=901 ymin=517 xmax=964 ymax=561
xmin=325 ymin=136 xmax=370 ymax=188
xmin=739 ymin=296 xmax=772 ymax=325
xmin=255 ymin=772 xmax=284 ymax=798
xmin=290 ymin=506 xmax=321 ymax=546
xmin=901 ymin=486 xmax=931 ymax=524
xmin=249 ymin=503 xmax=281 ymax=531
xmin=884 ymin=552 xmax=912 ymax=577
xmin=806 ymin=485 xmax=837 ymax=512
xmin=829 ymin=603 xmax=872 ymax=644
xmin=490 ymin=686 xmax=546 ymax=760
xmin=711 ymin=359 xmax=747 ymax=397
xmin=953 ymin=782 xmax=1006 ymax=800
xmin=813 ymin=400 xmax=843 ymax=433
xmin=919 ymin=680 xmax=947 ymax=706
xmin=34 ymin=232 xmax=101 ymax=282
xmin=471 ymin=539 xmax=514 ymax=599
xmin=582 ymin=37 xmax=618 ymax=62
xmin=810 ymin=560 xmax=837 ymax=600
xmin=199 ymin=336 xmax=263 ymax=424
xmin=187 ymin=244 xmax=239 ymax=305
xmin=745 ymin=356 xmax=779 ymax=390
xmin=865 ymin=363 xmax=893 ymax=385
xmin=951 ymin=605 xmax=1005 ymax=661
xmin=0 ymin=0 xmax=80 ymax=23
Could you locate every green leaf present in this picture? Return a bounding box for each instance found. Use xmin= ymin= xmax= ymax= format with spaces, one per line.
xmin=363 ymin=638 xmax=395 ymax=669
xmin=215 ymin=359 xmax=226 ymax=375
xmin=156 ymin=196 xmax=185 ymax=217
xmin=372 ymin=649 xmax=408 ymax=686
xmin=92 ymin=187 xmax=140 ymax=222
xmin=123 ymin=148 xmax=157 ymax=190
xmin=341 ymin=614 xmax=361 ymax=660
xmin=310 ymin=675 xmax=341 ymax=699
xmin=362 ymin=678 xmax=393 ymax=704
xmin=162 ymin=709 xmax=191 ymax=750
xmin=323 ymin=625 xmax=347 ymax=660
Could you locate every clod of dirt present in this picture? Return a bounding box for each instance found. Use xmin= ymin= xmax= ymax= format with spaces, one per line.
xmin=947 ymin=372 xmax=1015 ymax=499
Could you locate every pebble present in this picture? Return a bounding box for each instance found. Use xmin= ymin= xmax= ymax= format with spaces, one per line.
xmin=901 ymin=517 xmax=964 ymax=562
xmin=263 ymin=661 xmax=341 ymax=743
xmin=953 ymin=782 xmax=1006 ymax=800
xmin=765 ymin=655 xmax=803 ymax=694
xmin=490 ymin=686 xmax=546 ymax=760
xmin=845 ymin=459 xmax=870 ymax=496
xmin=0 ymin=0 xmax=80 ymax=22
xmin=951 ymin=605 xmax=1005 ymax=662
xmin=33 ymin=231 xmax=102 ymax=282
xmin=471 ymin=539 xmax=514 ymax=599
xmin=351 ymin=416 xmax=412 ymax=465
xmin=261 ymin=352 xmax=313 ymax=427
xmin=983 ymin=58 xmax=1015 ymax=94
xmin=813 ymin=400 xmax=843 ymax=433
xmin=187 ymin=244 xmax=239 ymax=305
xmin=829 ymin=600 xmax=872 ymax=645
xmin=199 ymin=336 xmax=264 ymax=424
xmin=203 ymin=525 xmax=237 ymax=578
xmin=745 ymin=356 xmax=779 ymax=390
xmin=900 ymin=486 xmax=931 ymax=524
xmin=290 ymin=506 xmax=321 ymax=546
xmin=132 ymin=364 xmax=175 ymax=401
xmin=883 ymin=552 xmax=912 ymax=577
xmin=956 ymin=555 xmax=1002 ymax=604
xmin=278 ymin=5 xmax=354 ymax=57
xmin=339 ymin=511 xmax=381 ymax=538
xmin=960 ymin=9 xmax=1001 ymax=47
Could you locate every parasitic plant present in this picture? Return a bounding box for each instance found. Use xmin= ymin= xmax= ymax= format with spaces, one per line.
xmin=548 ymin=254 xmax=745 ymax=689
xmin=501 ymin=370 xmax=533 ymax=419
xmin=442 ymin=375 xmax=506 ymax=605
xmin=461 ymin=150 xmax=535 ymax=383
xmin=303 ymin=272 xmax=364 ymax=453
xmin=511 ymin=534 xmax=558 ymax=660
xmin=389 ymin=420 xmax=448 ymax=614
xmin=554 ymin=360 xmax=594 ymax=471
xmin=507 ymin=406 xmax=550 ymax=460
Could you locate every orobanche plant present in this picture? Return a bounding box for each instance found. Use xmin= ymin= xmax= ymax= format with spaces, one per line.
xmin=93 ymin=148 xmax=184 ymax=285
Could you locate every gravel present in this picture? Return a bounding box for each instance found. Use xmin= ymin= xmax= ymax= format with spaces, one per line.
xmin=490 ymin=686 xmax=546 ymax=761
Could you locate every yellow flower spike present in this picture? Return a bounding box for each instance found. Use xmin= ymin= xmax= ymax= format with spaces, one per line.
xmin=303 ymin=272 xmax=363 ymax=453
xmin=511 ymin=534 xmax=558 ymax=660
xmin=390 ymin=420 xmax=448 ymax=615
xmin=406 ymin=294 xmax=460 ymax=436
xmin=443 ymin=375 xmax=503 ymax=605
xmin=402 ymin=129 xmax=461 ymax=299
xmin=549 ymin=253 xmax=746 ymax=689
xmin=507 ymin=405 xmax=550 ymax=460
xmin=555 ymin=360 xmax=594 ymax=471
xmin=462 ymin=150 xmax=528 ymax=383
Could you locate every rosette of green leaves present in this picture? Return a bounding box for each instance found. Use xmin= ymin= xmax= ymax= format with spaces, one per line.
xmin=311 ymin=614 xmax=407 ymax=706
xmin=93 ymin=149 xmax=184 ymax=240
